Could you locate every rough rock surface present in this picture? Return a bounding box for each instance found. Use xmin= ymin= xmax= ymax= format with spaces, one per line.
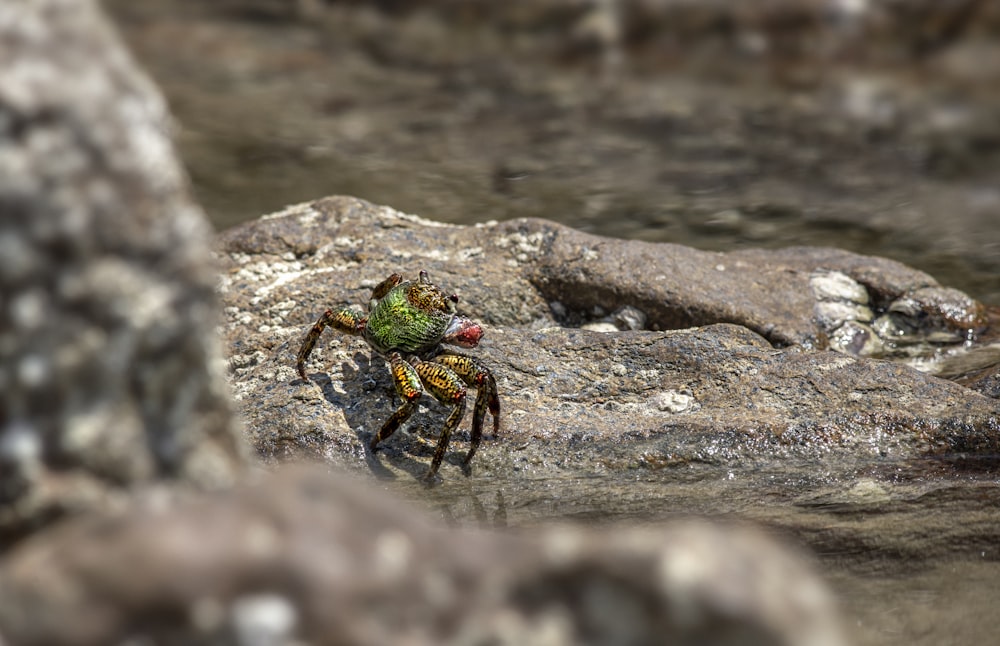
xmin=0 ymin=0 xmax=246 ymax=547
xmin=0 ymin=464 xmax=844 ymax=646
xmin=216 ymin=196 xmax=999 ymax=479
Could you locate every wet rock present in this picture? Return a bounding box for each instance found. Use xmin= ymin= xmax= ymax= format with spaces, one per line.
xmin=875 ymin=286 xmax=986 ymax=345
xmin=828 ymin=320 xmax=884 ymax=357
xmin=811 ymin=269 xmax=987 ymax=360
xmin=0 ymin=464 xmax=845 ymax=646
xmin=220 ymin=197 xmax=986 ymax=351
xmin=939 ymin=342 xmax=1000 ymax=399
xmin=215 ymin=196 xmax=1000 ymax=481
xmin=0 ymin=0 xmax=246 ymax=547
xmin=811 ymin=270 xmax=874 ymax=335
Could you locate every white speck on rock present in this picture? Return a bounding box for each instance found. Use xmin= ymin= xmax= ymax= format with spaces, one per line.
xmin=17 ymin=354 xmax=48 ymax=388
xmin=373 ymin=530 xmax=413 ymax=583
xmin=810 ymin=270 xmax=869 ymax=304
xmin=814 ymin=356 xmax=856 ymax=371
xmin=230 ymin=594 xmax=298 ymax=646
xmin=383 ymin=205 xmax=453 ymax=228
xmin=495 ymin=231 xmax=546 ymax=263
xmin=0 ymin=421 xmax=42 ymax=470
xmin=260 ymin=201 xmax=315 ymax=222
xmin=847 ymin=478 xmax=889 ymax=502
xmin=581 ymin=322 xmax=619 ymax=333
xmin=10 ymin=289 xmax=48 ymax=329
xmin=653 ymin=390 xmax=696 ymax=413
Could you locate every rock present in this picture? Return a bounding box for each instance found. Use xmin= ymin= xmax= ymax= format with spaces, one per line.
xmin=524 ymin=234 xmax=987 ymax=350
xmin=811 ymin=269 xmax=987 ymax=360
xmin=0 ymin=464 xmax=845 ymax=646
xmin=0 ymin=0 xmax=246 ymax=548
xmin=218 ymin=197 xmax=990 ymax=350
xmin=940 ymin=341 xmax=1000 ymax=399
xmin=215 ymin=196 xmax=999 ymax=479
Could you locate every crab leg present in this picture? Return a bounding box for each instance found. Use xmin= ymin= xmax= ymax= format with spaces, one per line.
xmin=295 ymin=307 xmax=366 ymax=381
xmin=369 ymin=272 xmax=403 ymax=305
xmin=433 ymin=353 xmax=500 ymax=467
xmin=413 ymin=358 xmax=468 ymax=480
xmin=370 ymin=352 xmax=424 ymax=451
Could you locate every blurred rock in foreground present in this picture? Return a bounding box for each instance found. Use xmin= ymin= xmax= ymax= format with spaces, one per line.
xmin=0 ymin=0 xmax=246 ymax=548
xmin=0 ymin=464 xmax=845 ymax=646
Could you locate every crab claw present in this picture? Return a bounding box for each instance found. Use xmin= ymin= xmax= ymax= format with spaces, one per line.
xmin=444 ymin=316 xmax=483 ymax=348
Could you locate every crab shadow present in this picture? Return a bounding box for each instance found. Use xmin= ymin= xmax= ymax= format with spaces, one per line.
xmin=317 ymin=350 xmax=477 ymax=483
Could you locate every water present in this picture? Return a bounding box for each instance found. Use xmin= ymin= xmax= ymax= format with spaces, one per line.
xmin=387 ymin=463 xmax=1000 ymax=646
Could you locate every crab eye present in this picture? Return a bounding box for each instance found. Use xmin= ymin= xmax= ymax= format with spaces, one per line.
xmin=449 ymin=294 xmax=459 ymax=303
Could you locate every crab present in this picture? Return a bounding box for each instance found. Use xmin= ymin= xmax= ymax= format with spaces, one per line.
xmin=295 ymin=271 xmax=500 ymax=481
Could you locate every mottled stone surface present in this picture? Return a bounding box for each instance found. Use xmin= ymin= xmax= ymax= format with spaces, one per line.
xmin=0 ymin=464 xmax=845 ymax=646
xmin=216 ymin=196 xmax=999 ymax=478
xmin=0 ymin=0 xmax=246 ymax=547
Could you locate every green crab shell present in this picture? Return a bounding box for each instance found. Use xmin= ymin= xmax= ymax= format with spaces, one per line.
xmin=364 ymin=281 xmax=454 ymax=355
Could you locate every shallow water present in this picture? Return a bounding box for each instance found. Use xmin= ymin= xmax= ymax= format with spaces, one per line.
xmin=385 ymin=462 xmax=1000 ymax=646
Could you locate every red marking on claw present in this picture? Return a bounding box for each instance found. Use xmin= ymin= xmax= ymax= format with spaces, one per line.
xmin=456 ymin=323 xmax=483 ymax=347
xmin=445 ymin=318 xmax=483 ymax=348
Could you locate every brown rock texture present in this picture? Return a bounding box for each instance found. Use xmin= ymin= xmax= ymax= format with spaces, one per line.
xmin=216 ymin=196 xmax=1000 ymax=480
